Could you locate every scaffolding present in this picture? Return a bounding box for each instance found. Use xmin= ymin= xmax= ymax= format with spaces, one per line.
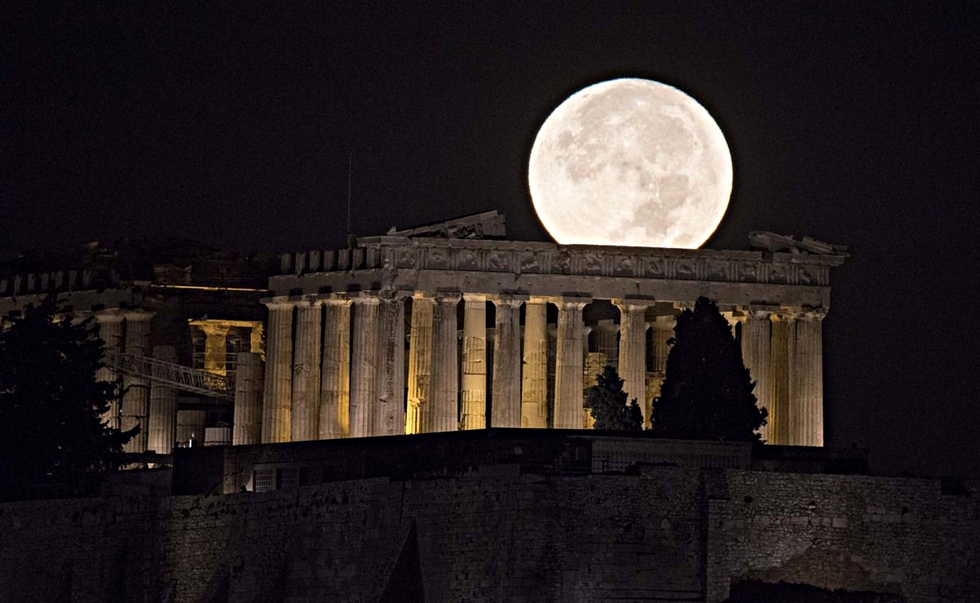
xmin=104 ymin=352 xmax=235 ymax=400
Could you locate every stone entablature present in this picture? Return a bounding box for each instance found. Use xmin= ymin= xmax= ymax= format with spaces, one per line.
xmin=276 ymin=237 xmax=845 ymax=292
xmin=271 ymin=238 xmax=845 ymax=315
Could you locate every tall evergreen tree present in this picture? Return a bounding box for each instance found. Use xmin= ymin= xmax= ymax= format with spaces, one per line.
xmin=650 ymin=297 xmax=767 ymax=442
xmin=587 ymin=365 xmax=644 ymax=431
xmin=0 ymin=297 xmax=134 ymax=501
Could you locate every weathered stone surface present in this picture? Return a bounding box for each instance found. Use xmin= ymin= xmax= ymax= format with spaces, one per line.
xmin=122 ymin=310 xmax=154 ymax=453
xmin=406 ymin=296 xmax=434 ymax=435
xmin=460 ymin=294 xmax=487 ymax=430
xmin=319 ymin=299 xmax=351 ymax=439
xmin=521 ymin=299 xmax=549 ymax=428
xmin=428 ymin=294 xmax=460 ymax=433
xmin=261 ymin=301 xmax=294 ymax=443
xmin=148 ymin=345 xmax=179 ymax=454
xmin=290 ymin=299 xmax=322 ymax=442
xmin=0 ymin=467 xmax=975 ymax=603
xmin=233 ymin=352 xmax=264 ymax=446
xmin=349 ymin=295 xmax=380 ymax=438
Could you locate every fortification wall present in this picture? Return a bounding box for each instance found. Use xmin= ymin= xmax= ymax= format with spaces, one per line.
xmin=0 ymin=468 xmax=976 ymax=603
xmin=725 ymin=472 xmax=980 ymax=603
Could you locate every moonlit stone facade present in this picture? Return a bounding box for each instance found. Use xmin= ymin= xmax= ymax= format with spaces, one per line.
xmin=258 ymin=215 xmax=846 ymax=446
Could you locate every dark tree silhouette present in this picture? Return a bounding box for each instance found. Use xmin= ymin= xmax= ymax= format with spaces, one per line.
xmin=650 ymin=297 xmax=767 ymax=442
xmin=587 ymin=365 xmax=644 ymax=431
xmin=0 ymin=297 xmax=134 ymax=501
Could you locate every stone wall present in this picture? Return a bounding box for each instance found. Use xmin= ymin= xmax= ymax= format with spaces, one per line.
xmin=726 ymin=472 xmax=980 ymax=603
xmin=1 ymin=468 xmax=977 ymax=603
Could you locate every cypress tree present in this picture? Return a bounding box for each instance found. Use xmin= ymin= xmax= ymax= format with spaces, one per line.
xmin=651 ymin=297 xmax=767 ymax=441
xmin=0 ymin=296 xmax=135 ymax=501
xmin=587 ymin=365 xmax=644 ymax=431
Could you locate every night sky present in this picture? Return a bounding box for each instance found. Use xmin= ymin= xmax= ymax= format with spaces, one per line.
xmin=3 ymin=2 xmax=978 ymax=478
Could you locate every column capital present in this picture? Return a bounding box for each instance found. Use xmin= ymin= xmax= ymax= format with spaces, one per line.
xmin=611 ymin=297 xmax=654 ymax=312
xmin=771 ymin=308 xmax=800 ymax=322
xmin=462 ymin=293 xmax=487 ymax=304
xmin=94 ymin=309 xmax=126 ymax=323
xmin=293 ymin=295 xmax=325 ymax=308
xmin=433 ymin=292 xmax=462 ymax=305
xmin=351 ymin=291 xmax=381 ymax=305
xmin=555 ymin=296 xmax=590 ymax=311
xmin=746 ymin=304 xmax=779 ymax=320
xmin=321 ymin=296 xmax=353 ymax=307
xmin=488 ymin=293 xmax=527 ymax=306
xmin=196 ymin=322 xmax=231 ymax=337
xmin=264 ymin=299 xmax=296 ymax=311
xmin=799 ymin=307 xmax=828 ymax=321
xmin=122 ymin=309 xmax=155 ymax=322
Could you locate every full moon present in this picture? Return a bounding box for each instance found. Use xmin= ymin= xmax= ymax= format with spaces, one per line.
xmin=528 ymin=78 xmax=733 ymax=249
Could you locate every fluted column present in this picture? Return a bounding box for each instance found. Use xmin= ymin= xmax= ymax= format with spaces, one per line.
xmin=554 ymin=298 xmax=588 ymax=429
xmin=490 ymin=295 xmax=523 ymax=428
xmin=148 ymin=345 xmax=177 ymax=454
xmin=614 ymin=300 xmax=650 ymax=421
xmin=647 ymin=314 xmax=675 ymax=424
xmin=122 ymin=310 xmax=154 ymax=453
xmin=319 ymin=298 xmax=352 ymax=439
xmin=768 ymin=311 xmax=796 ymax=445
xmin=95 ymin=312 xmax=125 ymax=431
xmin=743 ymin=308 xmax=773 ymax=442
xmin=376 ymin=294 xmax=406 ymax=436
xmin=428 ymin=293 xmax=460 ymax=433
xmin=792 ymin=309 xmax=825 ymax=446
xmin=521 ymin=299 xmax=549 ymax=428
xmin=349 ymin=294 xmax=380 ymax=438
xmin=199 ymin=323 xmax=230 ymax=375
xmin=290 ymin=299 xmax=323 ymax=442
xmin=651 ymin=315 xmax=674 ymax=375
xmin=261 ymin=301 xmax=294 ymax=443
xmin=460 ymin=294 xmax=487 ymax=430
xmin=233 ymin=352 xmax=264 ymax=445
xmin=406 ymin=295 xmax=434 ymax=435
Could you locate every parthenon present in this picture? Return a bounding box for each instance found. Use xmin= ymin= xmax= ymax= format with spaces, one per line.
xmin=250 ymin=212 xmax=847 ymax=447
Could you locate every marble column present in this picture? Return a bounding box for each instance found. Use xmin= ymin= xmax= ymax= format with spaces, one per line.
xmin=406 ymin=295 xmax=434 ymax=435
xmin=521 ymin=299 xmax=549 ymax=428
xmin=591 ymin=320 xmax=618 ymax=368
xmin=122 ymin=310 xmax=153 ymax=453
xmin=349 ymin=294 xmax=380 ymax=438
xmin=743 ymin=308 xmax=773 ymax=443
xmin=792 ymin=309 xmax=825 ymax=446
xmin=95 ymin=311 xmax=125 ymax=431
xmin=647 ymin=314 xmax=675 ymax=424
xmin=261 ymin=301 xmax=294 ymax=444
xmin=768 ymin=312 xmax=796 ymax=445
xmin=233 ymin=352 xmax=264 ymax=445
xmin=199 ymin=323 xmax=230 ymax=375
xmin=554 ymin=298 xmax=588 ymax=429
xmin=290 ymin=299 xmax=322 ymax=442
xmin=614 ymin=300 xmax=650 ymax=421
xmin=490 ymin=295 xmax=523 ymax=428
xmin=651 ymin=315 xmax=674 ymax=375
xmin=460 ymin=294 xmax=487 ymax=430
xmin=319 ymin=298 xmax=351 ymax=439
xmin=148 ymin=345 xmax=177 ymax=454
xmin=249 ymin=323 xmax=264 ymax=356
xmin=428 ymin=293 xmax=460 ymax=433
xmin=376 ymin=295 xmax=406 ymax=436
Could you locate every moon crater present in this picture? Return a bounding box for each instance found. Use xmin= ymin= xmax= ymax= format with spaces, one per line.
xmin=529 ymin=78 xmax=733 ymax=249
